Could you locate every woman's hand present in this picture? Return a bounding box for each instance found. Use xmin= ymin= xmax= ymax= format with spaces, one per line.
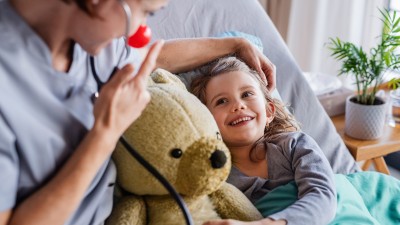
xmin=203 ymin=218 xmax=286 ymax=225
xmin=234 ymin=38 xmax=276 ymax=92
xmin=92 ymin=40 xmax=164 ymax=144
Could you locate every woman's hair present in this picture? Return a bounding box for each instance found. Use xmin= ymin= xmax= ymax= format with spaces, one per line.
xmin=61 ymin=0 xmax=97 ymax=16
xmin=191 ymin=56 xmax=300 ymax=159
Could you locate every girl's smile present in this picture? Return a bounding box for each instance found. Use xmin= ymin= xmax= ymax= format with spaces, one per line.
xmin=228 ymin=114 xmax=255 ymax=126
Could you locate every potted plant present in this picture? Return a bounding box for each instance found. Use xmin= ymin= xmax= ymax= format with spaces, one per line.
xmin=329 ymin=9 xmax=400 ymax=140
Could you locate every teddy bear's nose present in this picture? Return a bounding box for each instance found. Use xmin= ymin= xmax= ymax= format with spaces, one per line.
xmin=209 ymin=150 xmax=227 ymax=169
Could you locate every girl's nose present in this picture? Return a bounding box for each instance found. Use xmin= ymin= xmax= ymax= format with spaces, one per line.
xmin=231 ymin=100 xmax=246 ymax=112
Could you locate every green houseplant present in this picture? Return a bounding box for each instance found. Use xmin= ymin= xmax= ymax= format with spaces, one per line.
xmin=329 ymin=9 xmax=400 ymax=105
xmin=328 ymin=9 xmax=400 ymax=139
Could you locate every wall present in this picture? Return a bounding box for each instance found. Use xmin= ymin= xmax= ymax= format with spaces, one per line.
xmin=258 ymin=0 xmax=292 ymax=40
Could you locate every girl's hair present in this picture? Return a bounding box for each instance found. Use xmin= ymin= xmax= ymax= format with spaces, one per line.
xmin=191 ymin=56 xmax=300 ymax=159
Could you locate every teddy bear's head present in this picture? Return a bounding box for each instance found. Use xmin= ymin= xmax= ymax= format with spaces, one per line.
xmin=113 ymin=69 xmax=231 ymax=197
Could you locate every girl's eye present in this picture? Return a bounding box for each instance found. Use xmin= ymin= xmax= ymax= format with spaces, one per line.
xmin=242 ymin=91 xmax=254 ymax=98
xmin=216 ymin=98 xmax=228 ymax=106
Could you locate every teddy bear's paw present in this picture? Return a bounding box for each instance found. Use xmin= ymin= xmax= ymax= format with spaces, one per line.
xmin=105 ymin=195 xmax=146 ymax=225
xmin=210 ymin=183 xmax=263 ymax=221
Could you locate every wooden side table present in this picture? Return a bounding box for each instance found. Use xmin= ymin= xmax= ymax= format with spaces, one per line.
xmin=331 ymin=114 xmax=400 ymax=174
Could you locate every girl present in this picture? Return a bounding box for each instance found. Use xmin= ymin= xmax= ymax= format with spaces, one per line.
xmin=191 ymin=57 xmax=336 ymax=225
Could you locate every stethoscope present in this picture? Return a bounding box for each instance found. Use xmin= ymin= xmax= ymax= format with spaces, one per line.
xmin=90 ymin=1 xmax=193 ymax=225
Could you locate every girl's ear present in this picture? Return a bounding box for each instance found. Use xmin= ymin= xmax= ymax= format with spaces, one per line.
xmin=266 ymin=101 xmax=275 ymax=123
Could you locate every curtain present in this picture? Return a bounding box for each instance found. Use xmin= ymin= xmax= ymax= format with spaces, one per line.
xmin=258 ymin=0 xmax=292 ymax=41
xmin=286 ymin=0 xmax=387 ymax=87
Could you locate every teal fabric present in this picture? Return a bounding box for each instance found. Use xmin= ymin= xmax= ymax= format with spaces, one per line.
xmin=346 ymin=172 xmax=400 ymax=224
xmin=255 ymin=172 xmax=400 ymax=224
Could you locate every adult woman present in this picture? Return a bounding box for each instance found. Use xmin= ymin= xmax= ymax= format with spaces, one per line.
xmin=0 ymin=0 xmax=275 ymax=224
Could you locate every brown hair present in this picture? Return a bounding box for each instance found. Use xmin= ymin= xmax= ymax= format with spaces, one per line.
xmin=191 ymin=56 xmax=300 ymax=160
xmin=61 ymin=0 xmax=97 ymax=17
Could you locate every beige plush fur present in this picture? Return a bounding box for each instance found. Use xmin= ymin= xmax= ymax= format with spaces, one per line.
xmin=106 ymin=69 xmax=262 ymax=225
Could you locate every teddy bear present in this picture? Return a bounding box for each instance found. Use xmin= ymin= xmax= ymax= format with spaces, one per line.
xmin=106 ymin=69 xmax=263 ymax=225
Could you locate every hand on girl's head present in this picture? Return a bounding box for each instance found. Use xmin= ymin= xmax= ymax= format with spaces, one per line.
xmin=235 ymin=39 xmax=276 ymax=92
xmin=260 ymin=57 xmax=276 ymax=91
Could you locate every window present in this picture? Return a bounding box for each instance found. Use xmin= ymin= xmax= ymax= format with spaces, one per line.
xmin=390 ymin=0 xmax=400 ymax=11
xmin=387 ymin=0 xmax=400 ymax=77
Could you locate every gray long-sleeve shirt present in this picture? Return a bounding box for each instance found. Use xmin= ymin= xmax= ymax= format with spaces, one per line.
xmin=227 ymin=131 xmax=336 ymax=225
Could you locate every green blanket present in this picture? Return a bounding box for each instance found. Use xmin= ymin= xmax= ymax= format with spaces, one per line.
xmin=255 ymin=172 xmax=400 ymax=225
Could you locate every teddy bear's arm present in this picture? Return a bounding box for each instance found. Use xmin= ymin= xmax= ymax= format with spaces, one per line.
xmin=106 ymin=195 xmax=147 ymax=225
xmin=209 ymin=182 xmax=263 ymax=221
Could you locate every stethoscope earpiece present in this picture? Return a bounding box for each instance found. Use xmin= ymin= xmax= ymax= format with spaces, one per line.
xmin=128 ymin=24 xmax=152 ymax=48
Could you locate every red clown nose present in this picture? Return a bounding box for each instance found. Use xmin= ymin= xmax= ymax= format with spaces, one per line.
xmin=128 ymin=25 xmax=152 ymax=48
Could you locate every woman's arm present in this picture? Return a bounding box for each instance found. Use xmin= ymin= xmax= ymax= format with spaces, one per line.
xmin=5 ymin=129 xmax=118 ymax=225
xmin=0 ymin=41 xmax=164 ymax=225
xmin=156 ymin=37 xmax=276 ymax=91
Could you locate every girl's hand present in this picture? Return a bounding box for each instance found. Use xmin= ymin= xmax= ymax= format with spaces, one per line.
xmin=235 ymin=38 xmax=276 ymax=92
xmin=92 ymin=40 xmax=164 ymax=145
xmin=203 ymin=218 xmax=286 ymax=225
xmin=203 ymin=219 xmax=249 ymax=225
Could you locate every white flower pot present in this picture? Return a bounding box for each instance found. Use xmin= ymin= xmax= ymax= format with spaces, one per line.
xmin=345 ymin=95 xmax=387 ymax=140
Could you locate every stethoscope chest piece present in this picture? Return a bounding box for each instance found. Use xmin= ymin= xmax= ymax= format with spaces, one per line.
xmin=91 ymin=91 xmax=99 ymax=104
xmin=90 ymin=56 xmax=109 ymax=104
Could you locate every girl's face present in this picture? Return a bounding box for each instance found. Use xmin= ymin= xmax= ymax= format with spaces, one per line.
xmin=205 ymin=71 xmax=274 ymax=148
xmin=71 ymin=0 xmax=168 ymax=55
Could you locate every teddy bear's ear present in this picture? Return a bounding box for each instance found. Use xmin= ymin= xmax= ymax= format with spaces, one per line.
xmin=150 ymin=68 xmax=187 ymax=90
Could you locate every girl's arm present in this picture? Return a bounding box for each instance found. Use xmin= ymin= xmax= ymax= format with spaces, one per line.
xmin=202 ymin=132 xmax=335 ymax=225
xmin=267 ymin=132 xmax=337 ymax=225
xmin=156 ymin=37 xmax=276 ymax=91
xmin=203 ymin=218 xmax=286 ymax=225
xmin=0 ymin=41 xmax=164 ymax=225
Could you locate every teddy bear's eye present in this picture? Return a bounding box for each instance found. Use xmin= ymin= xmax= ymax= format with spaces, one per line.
xmin=170 ymin=148 xmax=183 ymax=158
